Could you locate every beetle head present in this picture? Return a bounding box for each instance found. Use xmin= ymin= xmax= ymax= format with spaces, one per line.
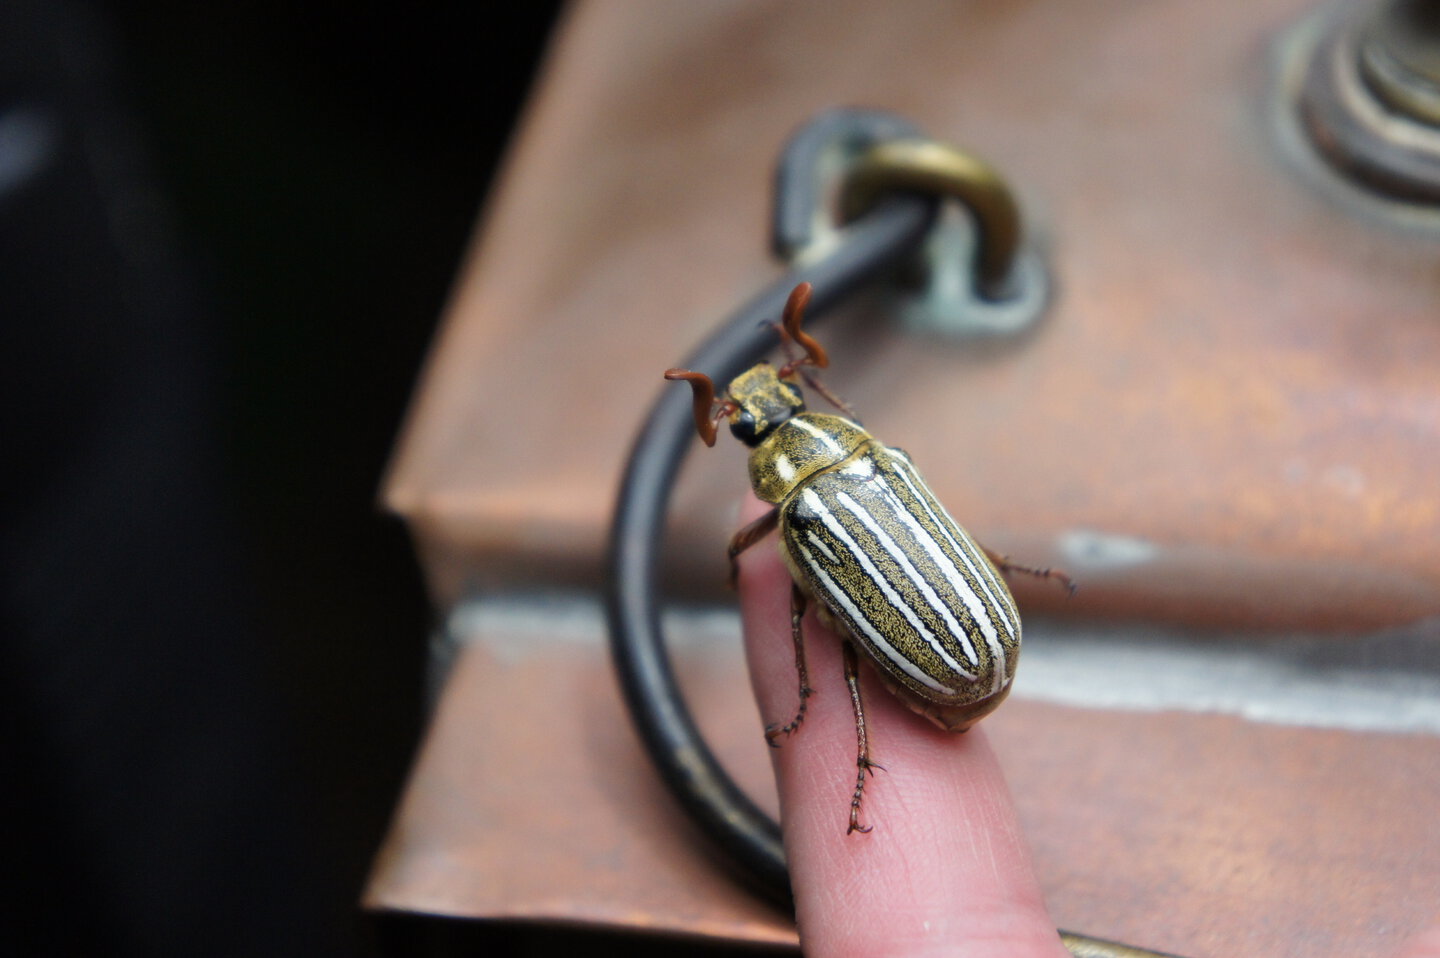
xmin=726 ymin=363 xmax=806 ymax=446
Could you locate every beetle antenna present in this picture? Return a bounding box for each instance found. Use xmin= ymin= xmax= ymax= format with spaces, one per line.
xmin=664 ymin=368 xmax=735 ymax=447
xmin=773 ymin=283 xmax=859 ymax=419
xmin=776 ymin=282 xmax=828 ymax=372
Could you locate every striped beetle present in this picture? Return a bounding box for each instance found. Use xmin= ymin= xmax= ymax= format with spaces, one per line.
xmin=667 ymin=282 xmax=1070 ymax=833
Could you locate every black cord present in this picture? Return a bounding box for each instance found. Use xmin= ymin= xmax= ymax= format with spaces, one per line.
xmin=604 ymin=193 xmax=938 ymax=906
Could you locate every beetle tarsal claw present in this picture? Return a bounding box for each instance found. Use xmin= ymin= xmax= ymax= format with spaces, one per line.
xmin=847 ymin=817 xmax=873 ymax=836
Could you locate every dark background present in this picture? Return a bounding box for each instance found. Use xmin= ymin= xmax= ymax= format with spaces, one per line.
xmin=2 ymin=2 xmax=561 ymax=955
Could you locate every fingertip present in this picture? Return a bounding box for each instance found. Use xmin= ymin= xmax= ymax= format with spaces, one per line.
xmin=731 ymin=489 xmax=1064 ymax=957
xmin=781 ymin=722 xmax=1068 ymax=958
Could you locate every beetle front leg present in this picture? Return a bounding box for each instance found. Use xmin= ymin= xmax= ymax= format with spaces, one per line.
xmin=726 ymin=506 xmax=780 ymax=589
xmin=843 ymin=641 xmax=884 ymax=835
xmin=981 ymin=545 xmax=1077 ymax=596
xmin=764 ymin=582 xmax=814 ymax=747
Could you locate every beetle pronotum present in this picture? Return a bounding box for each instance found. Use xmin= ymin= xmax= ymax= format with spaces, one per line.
xmin=667 ymin=282 xmax=1071 ymax=833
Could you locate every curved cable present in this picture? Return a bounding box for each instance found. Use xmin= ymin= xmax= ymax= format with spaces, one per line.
xmin=605 ymin=194 xmax=938 ymax=904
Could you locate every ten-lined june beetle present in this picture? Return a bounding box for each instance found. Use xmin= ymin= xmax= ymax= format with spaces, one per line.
xmin=666 ymin=282 xmax=1070 ymax=833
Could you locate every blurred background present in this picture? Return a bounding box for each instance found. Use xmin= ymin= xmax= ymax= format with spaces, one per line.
xmin=2 ymin=2 xmax=560 ymax=954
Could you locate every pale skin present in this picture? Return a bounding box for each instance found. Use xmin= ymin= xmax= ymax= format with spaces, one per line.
xmin=736 ymin=493 xmax=1069 ymax=958
xmin=734 ymin=494 xmax=1440 ymax=958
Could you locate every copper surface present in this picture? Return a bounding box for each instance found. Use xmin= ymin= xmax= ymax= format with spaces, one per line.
xmin=384 ymin=0 xmax=1440 ymax=632
xmin=372 ymin=0 xmax=1440 ymax=952
xmin=1297 ymin=2 xmax=1440 ymax=204
xmin=365 ymin=621 xmax=1440 ymax=957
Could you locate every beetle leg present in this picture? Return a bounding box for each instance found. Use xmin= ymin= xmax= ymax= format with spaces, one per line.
xmin=773 ymin=325 xmax=859 ymax=419
xmin=764 ymin=583 xmax=815 ymax=747
xmin=726 ymin=507 xmax=780 ymax=589
xmin=981 ymin=545 xmax=1077 ymax=596
xmin=843 ymin=641 xmax=884 ymax=834
xmin=797 ymin=365 xmax=859 ymax=421
xmin=774 ymin=326 xmax=859 ymax=418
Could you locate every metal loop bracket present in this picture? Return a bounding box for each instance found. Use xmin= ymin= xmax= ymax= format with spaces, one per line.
xmin=775 ymin=108 xmax=1048 ymax=336
xmin=840 ymin=137 xmax=1022 ymax=300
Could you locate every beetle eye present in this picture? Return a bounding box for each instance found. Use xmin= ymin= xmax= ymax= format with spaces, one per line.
xmin=730 ymin=410 xmax=763 ymax=446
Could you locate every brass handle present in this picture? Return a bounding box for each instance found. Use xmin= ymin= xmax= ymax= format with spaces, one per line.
xmin=840 ymin=138 xmax=1023 ymax=301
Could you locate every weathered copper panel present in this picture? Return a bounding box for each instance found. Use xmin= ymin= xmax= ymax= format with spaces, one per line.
xmin=372 ymin=0 xmax=1440 ymax=953
xmin=384 ymin=0 xmax=1440 ymax=630
xmin=365 ymin=623 xmax=1440 ymax=956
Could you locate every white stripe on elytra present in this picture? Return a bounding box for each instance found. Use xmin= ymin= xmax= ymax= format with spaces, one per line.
xmin=804 ymin=530 xmax=838 ymax=564
xmin=869 ymin=478 xmax=1008 ymax=694
xmin=798 ymin=491 xmax=974 ymax=683
xmin=797 ymin=541 xmax=957 ymax=696
xmin=844 ymin=453 xmax=1010 ymax=651
xmin=788 ymin=417 xmax=848 ymax=456
xmin=773 ymin=454 xmax=796 ymax=484
xmin=833 ymin=489 xmax=981 ymax=671
xmin=862 ymin=477 xmax=1009 ymax=693
xmin=889 ymin=459 xmax=1020 ymax=636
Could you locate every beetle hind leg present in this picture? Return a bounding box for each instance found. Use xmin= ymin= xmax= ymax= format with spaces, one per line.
xmin=764 ymin=582 xmax=815 ymax=747
xmin=981 ymin=545 xmax=1077 ymax=596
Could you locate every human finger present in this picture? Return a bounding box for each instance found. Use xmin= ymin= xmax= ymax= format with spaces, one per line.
xmin=735 ymin=494 xmax=1069 ymax=958
xmin=1396 ymin=925 xmax=1440 ymax=958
